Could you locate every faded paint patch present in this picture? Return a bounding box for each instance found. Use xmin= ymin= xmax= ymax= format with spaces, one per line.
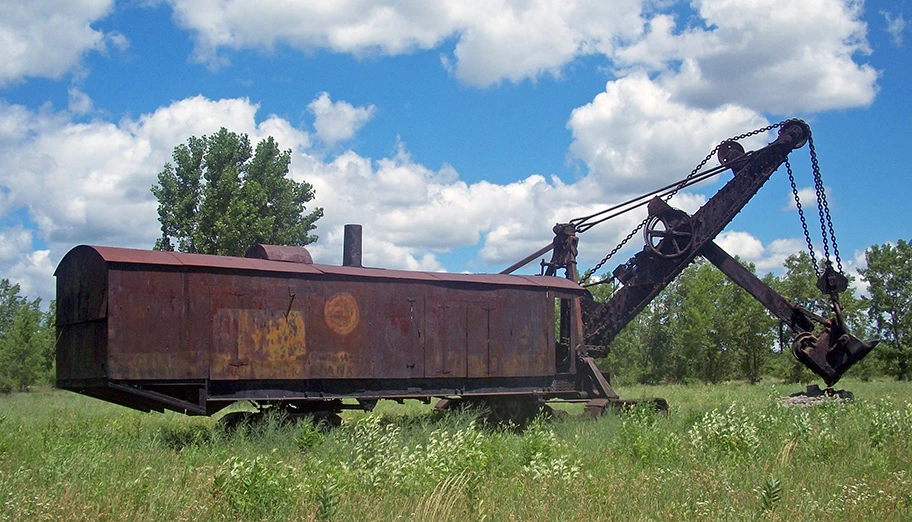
xmin=238 ymin=309 xmax=307 ymax=362
xmin=324 ymin=292 xmax=359 ymax=335
xmin=210 ymin=308 xmax=308 ymax=379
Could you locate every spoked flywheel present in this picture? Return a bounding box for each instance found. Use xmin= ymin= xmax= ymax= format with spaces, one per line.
xmin=644 ymin=208 xmax=694 ymax=258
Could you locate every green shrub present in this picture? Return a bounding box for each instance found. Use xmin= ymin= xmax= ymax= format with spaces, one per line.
xmin=688 ymin=404 xmax=760 ymax=458
xmin=616 ymin=404 xmax=682 ymax=463
xmin=212 ymin=455 xmax=296 ymax=520
xmin=513 ymin=417 xmax=579 ymax=481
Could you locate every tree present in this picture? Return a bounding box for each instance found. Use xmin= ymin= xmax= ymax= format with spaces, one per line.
xmin=665 ymin=259 xmax=775 ymax=384
xmin=0 ymin=279 xmax=25 ymax=338
xmin=859 ymin=240 xmax=912 ymax=380
xmin=669 ymin=261 xmax=727 ymax=383
xmin=151 ymin=128 xmax=323 ymax=256
xmin=723 ymin=271 xmax=777 ymax=384
xmin=601 ymin=297 xmax=676 ymax=385
xmin=597 ymin=258 xmax=776 ymax=385
xmin=0 ymin=279 xmax=55 ymax=392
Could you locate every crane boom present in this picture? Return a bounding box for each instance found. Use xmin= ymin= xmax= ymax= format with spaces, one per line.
xmin=554 ymin=120 xmax=876 ymax=387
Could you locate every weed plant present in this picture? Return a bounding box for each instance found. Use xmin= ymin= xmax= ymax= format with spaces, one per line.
xmin=1 ymin=380 xmax=911 ymax=521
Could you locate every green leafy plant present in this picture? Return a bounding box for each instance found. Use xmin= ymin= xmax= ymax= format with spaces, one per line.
xmin=688 ymin=405 xmax=760 ymax=458
xmin=316 ymin=480 xmax=339 ymax=521
xmin=212 ymin=455 xmax=294 ymax=519
xmin=758 ymin=475 xmax=782 ymax=512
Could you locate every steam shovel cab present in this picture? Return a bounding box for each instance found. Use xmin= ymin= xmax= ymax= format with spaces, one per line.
xmin=55 ymin=244 xmax=596 ymax=419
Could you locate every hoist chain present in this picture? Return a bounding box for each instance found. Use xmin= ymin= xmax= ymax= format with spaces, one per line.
xmin=580 ymin=218 xmax=648 ymax=283
xmin=809 ymin=135 xmax=843 ymax=274
xmin=787 ymin=131 xmax=845 ymax=313
xmin=787 ymin=158 xmax=819 ymax=277
xmin=580 ymin=121 xmax=785 ymax=283
xmin=787 ymin=133 xmax=843 ymax=277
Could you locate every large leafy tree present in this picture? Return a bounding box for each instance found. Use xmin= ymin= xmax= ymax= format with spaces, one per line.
xmin=859 ymin=240 xmax=912 ymax=380
xmin=667 ymin=259 xmax=775 ymax=384
xmin=0 ymin=279 xmax=26 ymax=338
xmin=151 ymin=128 xmax=323 ymax=256
xmin=0 ymin=279 xmax=55 ymax=392
xmin=668 ymin=261 xmax=724 ymax=383
xmin=598 ymin=287 xmax=677 ymax=386
xmin=715 ymin=266 xmax=777 ymax=384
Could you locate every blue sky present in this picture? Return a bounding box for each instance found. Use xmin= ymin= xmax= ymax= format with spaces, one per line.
xmin=0 ymin=0 xmax=909 ymax=303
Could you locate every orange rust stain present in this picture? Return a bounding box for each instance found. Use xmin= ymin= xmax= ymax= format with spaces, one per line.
xmin=324 ymin=292 xmax=359 ymax=335
xmin=238 ymin=310 xmax=307 ymax=362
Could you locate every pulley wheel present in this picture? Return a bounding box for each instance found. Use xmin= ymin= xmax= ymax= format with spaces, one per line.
xmin=717 ymin=140 xmax=745 ymax=166
xmin=644 ymin=210 xmax=694 ymax=258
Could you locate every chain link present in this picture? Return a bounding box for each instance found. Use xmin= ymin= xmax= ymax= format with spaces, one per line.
xmin=787 ymin=158 xmax=820 ymax=278
xmin=580 ymin=121 xmax=784 ymax=283
xmin=786 ymin=132 xmax=844 ymax=281
xmin=580 ymin=218 xmax=648 ymax=282
xmin=808 ymin=134 xmax=843 ymax=274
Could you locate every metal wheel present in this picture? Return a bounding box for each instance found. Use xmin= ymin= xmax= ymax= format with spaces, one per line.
xmin=437 ymin=396 xmax=542 ymax=426
xmin=644 ymin=210 xmax=694 ymax=258
xmin=717 ymin=140 xmax=745 ymax=166
xmin=218 ymin=410 xmax=264 ymax=431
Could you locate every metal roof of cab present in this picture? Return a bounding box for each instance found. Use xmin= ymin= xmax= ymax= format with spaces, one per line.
xmin=57 ymin=245 xmax=586 ymax=293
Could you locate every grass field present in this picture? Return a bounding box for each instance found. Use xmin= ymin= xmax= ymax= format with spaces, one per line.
xmin=1 ymin=380 xmax=911 ymax=521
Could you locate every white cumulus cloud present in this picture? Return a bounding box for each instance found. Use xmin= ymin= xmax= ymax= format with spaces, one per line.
xmin=162 ymin=0 xmax=878 ymax=105
xmin=615 ymin=0 xmax=878 ymax=113
xmin=0 ymin=0 xmax=117 ymax=85
xmin=308 ymin=92 xmax=376 ymax=146
xmin=882 ymin=11 xmax=907 ymax=47
xmin=165 ymin=0 xmax=645 ymax=86
xmin=716 ymin=231 xmax=765 ymax=261
xmin=566 ymin=72 xmax=771 ymax=194
xmin=715 ymin=233 xmax=812 ymax=274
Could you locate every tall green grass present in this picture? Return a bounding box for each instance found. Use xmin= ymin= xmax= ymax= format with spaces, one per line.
xmin=1 ymin=380 xmax=910 ymax=521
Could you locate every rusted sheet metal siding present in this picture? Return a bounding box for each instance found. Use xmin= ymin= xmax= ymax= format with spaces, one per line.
xmin=365 ymin=283 xmax=424 ymax=380
xmin=209 ymin=273 xmax=312 ymax=380
xmin=55 ymin=246 xmax=109 ymax=382
xmin=209 ymin=276 xmax=428 ymax=380
xmin=57 ymin=319 xmax=107 ymax=382
xmin=492 ymin=288 xmax=553 ymax=377
xmin=57 ymin=245 xmax=571 ymax=385
xmin=466 ymin=300 xmax=493 ymax=378
xmin=106 ymin=269 xmax=205 ymax=380
xmin=424 ymin=287 xmax=470 ymax=378
xmin=423 ymin=286 xmax=552 ymax=379
xmin=56 ymin=245 xmax=108 ymax=326
xmin=184 ymin=273 xmax=212 ymax=379
xmin=205 ymin=274 xmax=554 ymax=382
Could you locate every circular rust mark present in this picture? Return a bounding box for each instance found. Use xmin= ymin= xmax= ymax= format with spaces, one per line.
xmin=324 ymin=292 xmax=359 ymax=335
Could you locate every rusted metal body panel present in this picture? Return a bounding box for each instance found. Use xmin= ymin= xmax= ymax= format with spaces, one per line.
xmin=56 ymin=245 xmax=587 ymax=415
xmin=56 ymin=246 xmax=108 ymax=383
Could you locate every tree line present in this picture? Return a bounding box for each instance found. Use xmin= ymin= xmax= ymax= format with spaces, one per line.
xmin=0 ymin=280 xmax=55 ymax=392
xmin=595 ymin=240 xmax=912 ymax=385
